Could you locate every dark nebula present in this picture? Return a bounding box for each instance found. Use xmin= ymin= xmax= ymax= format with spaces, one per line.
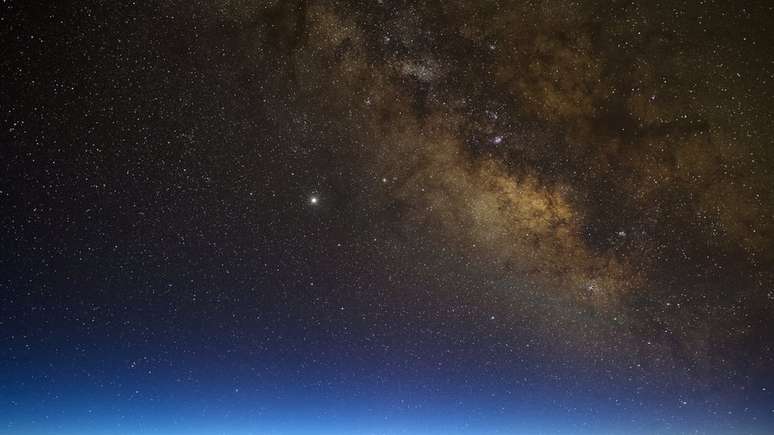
xmin=2 ymin=1 xmax=774 ymax=434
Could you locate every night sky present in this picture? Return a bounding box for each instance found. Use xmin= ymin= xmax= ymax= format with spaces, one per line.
xmin=2 ymin=1 xmax=774 ymax=434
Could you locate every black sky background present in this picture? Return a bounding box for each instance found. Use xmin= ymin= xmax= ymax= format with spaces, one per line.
xmin=2 ymin=1 xmax=774 ymax=434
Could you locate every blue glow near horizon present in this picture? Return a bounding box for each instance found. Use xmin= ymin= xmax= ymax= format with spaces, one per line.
xmin=3 ymin=317 xmax=773 ymax=435
xmin=3 ymin=376 xmax=773 ymax=435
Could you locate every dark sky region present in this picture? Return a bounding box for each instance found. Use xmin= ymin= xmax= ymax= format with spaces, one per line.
xmin=2 ymin=1 xmax=774 ymax=434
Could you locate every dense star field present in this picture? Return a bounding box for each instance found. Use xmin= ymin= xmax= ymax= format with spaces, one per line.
xmin=2 ymin=1 xmax=774 ymax=434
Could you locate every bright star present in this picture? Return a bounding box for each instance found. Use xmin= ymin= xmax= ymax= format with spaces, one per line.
xmin=310 ymin=195 xmax=319 ymax=205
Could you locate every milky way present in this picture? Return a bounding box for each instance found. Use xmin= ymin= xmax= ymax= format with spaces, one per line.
xmin=3 ymin=1 xmax=774 ymax=434
xmin=256 ymin=0 xmax=774 ymax=376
